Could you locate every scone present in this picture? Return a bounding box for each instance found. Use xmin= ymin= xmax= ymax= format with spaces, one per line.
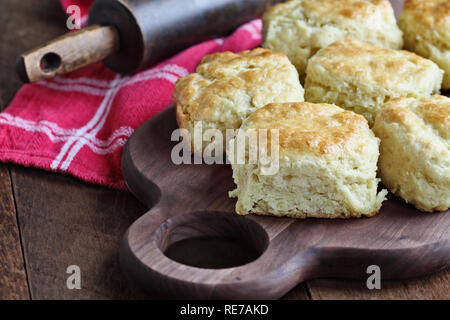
xmin=373 ymin=95 xmax=450 ymax=212
xmin=305 ymin=38 xmax=443 ymax=126
xmin=173 ymin=48 xmax=304 ymax=154
xmin=399 ymin=0 xmax=450 ymax=90
xmin=262 ymin=0 xmax=403 ymax=81
xmin=229 ymin=102 xmax=387 ymax=219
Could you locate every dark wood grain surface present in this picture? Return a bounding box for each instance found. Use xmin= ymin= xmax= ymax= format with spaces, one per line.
xmin=0 ymin=165 xmax=29 ymax=299
xmin=120 ymin=105 xmax=449 ymax=299
xmin=0 ymin=0 xmax=449 ymax=300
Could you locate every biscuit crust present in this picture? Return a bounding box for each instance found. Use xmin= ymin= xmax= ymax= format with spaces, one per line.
xmin=373 ymin=95 xmax=450 ymax=212
xmin=305 ymin=38 xmax=443 ymax=126
xmin=262 ymin=0 xmax=403 ymax=80
xmin=173 ymin=48 xmax=304 ymax=153
xmin=399 ymin=0 xmax=450 ymax=89
xmin=230 ymin=102 xmax=387 ymax=218
xmin=243 ymin=102 xmax=371 ymax=158
xmin=400 ymin=0 xmax=450 ymax=36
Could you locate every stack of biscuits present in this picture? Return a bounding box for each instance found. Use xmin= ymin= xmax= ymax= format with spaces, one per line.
xmin=173 ymin=0 xmax=450 ymax=218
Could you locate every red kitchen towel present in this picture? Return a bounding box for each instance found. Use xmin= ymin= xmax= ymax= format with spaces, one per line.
xmin=0 ymin=0 xmax=263 ymax=190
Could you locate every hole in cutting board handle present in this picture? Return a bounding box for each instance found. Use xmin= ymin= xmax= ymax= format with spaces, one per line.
xmin=155 ymin=211 xmax=269 ymax=269
xmin=164 ymin=237 xmax=262 ymax=269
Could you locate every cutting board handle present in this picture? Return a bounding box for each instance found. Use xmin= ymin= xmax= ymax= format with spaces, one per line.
xmin=121 ymin=202 xmax=450 ymax=299
xmin=16 ymin=25 xmax=119 ymax=83
xmin=120 ymin=205 xmax=317 ymax=299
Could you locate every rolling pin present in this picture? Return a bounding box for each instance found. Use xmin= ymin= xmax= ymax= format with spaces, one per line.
xmin=17 ymin=0 xmax=285 ymax=83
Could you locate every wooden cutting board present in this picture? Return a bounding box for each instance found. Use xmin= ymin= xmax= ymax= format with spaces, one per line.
xmin=119 ymin=105 xmax=450 ymax=299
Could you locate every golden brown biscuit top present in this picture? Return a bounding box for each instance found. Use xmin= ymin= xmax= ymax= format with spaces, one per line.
xmin=242 ymin=102 xmax=373 ymax=157
xmin=380 ymin=95 xmax=450 ymax=140
xmin=402 ymin=0 xmax=450 ymax=32
xmin=265 ymin=0 xmax=393 ymax=25
xmin=173 ymin=48 xmax=303 ymax=129
xmin=197 ymin=49 xmax=286 ymax=78
xmin=308 ymin=38 xmax=440 ymax=88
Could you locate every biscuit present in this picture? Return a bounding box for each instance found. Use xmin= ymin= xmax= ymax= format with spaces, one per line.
xmin=173 ymin=48 xmax=304 ymax=154
xmin=262 ymin=0 xmax=403 ymax=81
xmin=399 ymin=0 xmax=450 ymax=90
xmin=373 ymin=95 xmax=450 ymax=212
xmin=305 ymin=38 xmax=443 ymax=126
xmin=229 ymin=102 xmax=387 ymax=218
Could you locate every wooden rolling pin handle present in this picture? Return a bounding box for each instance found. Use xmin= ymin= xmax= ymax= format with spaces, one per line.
xmin=16 ymin=25 xmax=120 ymax=83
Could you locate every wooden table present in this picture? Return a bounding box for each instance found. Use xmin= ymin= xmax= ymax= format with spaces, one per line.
xmin=0 ymin=0 xmax=448 ymax=300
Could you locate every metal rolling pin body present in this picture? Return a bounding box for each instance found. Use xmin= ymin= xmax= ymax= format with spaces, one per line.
xmin=17 ymin=0 xmax=284 ymax=83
